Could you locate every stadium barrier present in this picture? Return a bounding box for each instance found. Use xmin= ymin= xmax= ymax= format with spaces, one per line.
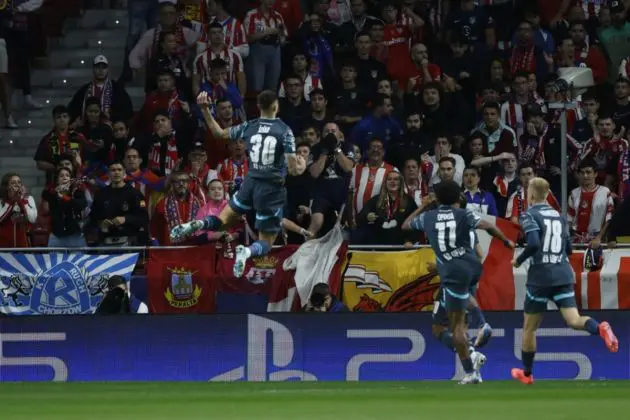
xmin=1 ymin=311 xmax=628 ymax=382
xmin=1 ymin=245 xmax=630 ymax=314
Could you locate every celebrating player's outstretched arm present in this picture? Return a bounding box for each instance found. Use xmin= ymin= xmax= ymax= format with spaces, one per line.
xmin=477 ymin=219 xmax=516 ymax=249
xmin=198 ymin=92 xmax=230 ymax=139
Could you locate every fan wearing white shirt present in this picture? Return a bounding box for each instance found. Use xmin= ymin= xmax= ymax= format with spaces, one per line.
xmin=429 ymin=136 xmax=465 ymax=187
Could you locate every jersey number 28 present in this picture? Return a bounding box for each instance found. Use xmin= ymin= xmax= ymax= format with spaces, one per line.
xmin=250 ymin=134 xmax=277 ymax=166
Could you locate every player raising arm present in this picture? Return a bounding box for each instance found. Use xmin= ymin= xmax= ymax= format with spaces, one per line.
xmin=171 ymin=91 xmax=306 ymax=277
xmin=402 ymin=181 xmax=514 ymax=384
xmin=511 ymin=177 xmax=618 ymax=385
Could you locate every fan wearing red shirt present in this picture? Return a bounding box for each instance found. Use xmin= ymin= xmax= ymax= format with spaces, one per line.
xmin=579 ymin=115 xmax=629 ymax=187
xmin=273 ymin=0 xmax=302 ymax=37
xmin=505 ymin=162 xmax=559 ymax=224
xmin=379 ymin=2 xmax=420 ymax=85
xmin=152 ymin=170 xmax=206 ymax=246
xmin=404 ymin=43 xmax=441 ymax=94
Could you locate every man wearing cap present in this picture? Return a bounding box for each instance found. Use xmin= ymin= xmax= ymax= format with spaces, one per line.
xmin=184 ymin=141 xmax=218 ymax=193
xmin=68 ymin=55 xmax=133 ymax=126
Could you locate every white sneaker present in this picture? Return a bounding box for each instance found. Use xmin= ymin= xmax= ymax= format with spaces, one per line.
xmin=474 ymin=370 xmax=483 ymax=384
xmin=24 ymin=95 xmax=43 ymax=109
xmin=458 ymin=372 xmax=480 ymax=385
xmin=233 ymin=245 xmax=250 ymax=278
xmin=471 ymin=350 xmax=487 ymax=372
xmin=5 ymin=115 xmax=17 ymax=128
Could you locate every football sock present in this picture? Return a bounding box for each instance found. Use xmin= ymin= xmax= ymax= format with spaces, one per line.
xmin=248 ymin=240 xmax=271 ymax=257
xmin=438 ymin=331 xmax=455 ymax=351
xmin=469 ymin=306 xmax=487 ymax=328
xmin=202 ymin=215 xmax=222 ymax=231
xmin=522 ymin=351 xmax=535 ymax=376
xmin=461 ymin=357 xmax=474 ymax=374
xmin=585 ymin=318 xmax=600 ymax=335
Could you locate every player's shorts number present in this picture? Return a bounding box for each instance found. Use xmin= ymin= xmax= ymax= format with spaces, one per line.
xmin=543 ymin=219 xmax=563 ymax=254
xmin=436 ymin=220 xmax=457 ymax=252
xmin=250 ymin=134 xmax=277 ymax=166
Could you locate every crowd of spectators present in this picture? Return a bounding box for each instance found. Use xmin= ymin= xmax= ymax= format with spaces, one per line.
xmin=1 ymin=0 xmax=630 ymax=251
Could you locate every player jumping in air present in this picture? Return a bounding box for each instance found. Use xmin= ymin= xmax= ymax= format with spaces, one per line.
xmin=403 ymin=180 xmax=515 ymax=384
xmin=170 ymin=91 xmax=306 ymax=277
xmin=511 ymin=177 xmax=618 ymax=385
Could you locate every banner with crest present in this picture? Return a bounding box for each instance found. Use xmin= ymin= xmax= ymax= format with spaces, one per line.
xmin=0 ymin=253 xmax=139 ymax=315
xmin=342 ymin=249 xmax=440 ymax=312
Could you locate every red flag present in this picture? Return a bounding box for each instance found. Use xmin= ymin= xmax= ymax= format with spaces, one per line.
xmin=476 ymin=216 xmax=521 ymax=310
xmin=147 ymin=245 xmax=217 ymax=313
xmin=214 ymin=245 xmax=299 ymax=310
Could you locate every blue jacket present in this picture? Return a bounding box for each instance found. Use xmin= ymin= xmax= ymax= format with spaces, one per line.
xmin=350 ymin=114 xmax=404 ymax=153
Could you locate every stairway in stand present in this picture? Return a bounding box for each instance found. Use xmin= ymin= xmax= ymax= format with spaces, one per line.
xmin=0 ymin=5 xmax=144 ymax=200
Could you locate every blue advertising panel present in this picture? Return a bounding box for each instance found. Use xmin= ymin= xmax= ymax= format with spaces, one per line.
xmin=0 ymin=312 xmax=628 ymax=382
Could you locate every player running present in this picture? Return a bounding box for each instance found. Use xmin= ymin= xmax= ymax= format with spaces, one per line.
xmin=511 ymin=177 xmax=618 ymax=385
xmin=403 ymin=180 xmax=514 ymax=384
xmin=170 ymin=91 xmax=306 ymax=277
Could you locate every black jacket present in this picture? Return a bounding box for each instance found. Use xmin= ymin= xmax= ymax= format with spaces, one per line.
xmin=42 ymin=188 xmax=88 ymax=237
xmin=68 ymin=79 xmax=134 ymax=124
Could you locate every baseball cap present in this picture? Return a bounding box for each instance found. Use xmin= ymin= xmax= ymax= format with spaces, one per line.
xmin=93 ymin=55 xmax=109 ymax=66
xmin=526 ymin=103 xmax=544 ymax=117
xmin=191 ymin=141 xmax=206 ymax=152
xmin=609 ymin=0 xmax=625 ymax=13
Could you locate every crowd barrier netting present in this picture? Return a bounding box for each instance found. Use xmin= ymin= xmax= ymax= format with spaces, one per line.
xmin=1 ymin=312 xmax=628 ymax=382
xmin=1 ymin=244 xmax=630 ymax=315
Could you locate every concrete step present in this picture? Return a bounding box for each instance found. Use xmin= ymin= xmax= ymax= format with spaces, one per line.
xmin=33 ymin=68 xmax=123 ymax=88
xmin=75 ymin=9 xmax=129 ymax=31
xmin=2 ymin=145 xmax=38 ymax=157
xmin=45 ymin=47 xmax=125 ymax=69
xmin=57 ymin=28 xmax=128 ymax=49
xmin=0 ymin=127 xmax=50 ymax=140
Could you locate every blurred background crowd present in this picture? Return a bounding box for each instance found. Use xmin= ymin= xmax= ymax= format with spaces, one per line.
xmin=1 ymin=0 xmax=630 ymax=250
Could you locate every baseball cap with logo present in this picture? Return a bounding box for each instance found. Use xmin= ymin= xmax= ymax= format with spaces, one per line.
xmin=609 ymin=0 xmax=625 ymax=13
xmin=93 ymin=55 xmax=109 ymax=66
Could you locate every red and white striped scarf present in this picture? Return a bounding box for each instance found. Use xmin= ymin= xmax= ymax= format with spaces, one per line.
xmin=148 ymin=132 xmax=179 ymax=177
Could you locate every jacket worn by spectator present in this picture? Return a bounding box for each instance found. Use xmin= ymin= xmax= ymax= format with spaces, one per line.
xmin=356 ymin=194 xmax=417 ymax=245
xmin=68 ymin=79 xmax=133 ymax=124
xmin=41 ymin=188 xmax=87 ymax=238
xmin=90 ymin=184 xmax=149 ymax=246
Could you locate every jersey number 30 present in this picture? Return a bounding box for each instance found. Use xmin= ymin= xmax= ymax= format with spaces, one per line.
xmin=436 ymin=220 xmax=457 ymax=252
xmin=250 ymin=134 xmax=277 ymax=165
xmin=543 ymin=219 xmax=563 ymax=254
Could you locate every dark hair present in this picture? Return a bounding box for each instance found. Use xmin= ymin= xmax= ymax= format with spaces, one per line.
xmin=615 ymin=77 xmax=630 ymax=86
xmin=340 ymin=60 xmax=358 ymax=71
xmin=108 ymin=160 xmax=124 ymax=168
xmin=596 ymin=113 xmax=615 ymax=123
xmin=434 ymin=180 xmax=461 ymax=206
xmin=296 ymin=141 xmax=311 ymax=150
xmin=482 ymin=101 xmax=501 ymax=112
xmin=52 ymin=105 xmax=69 ymax=118
xmin=422 ymin=81 xmax=442 ymax=93
xmin=0 ymin=172 xmax=20 ymax=201
xmin=309 ymin=283 xmax=330 ymax=307
xmin=284 ymin=73 xmax=303 ymax=84
xmin=569 ymin=19 xmax=587 ymax=29
xmin=158 ymin=30 xmax=176 ymax=45
xmin=439 ymin=156 xmax=456 ymax=167
xmin=367 ymin=20 xmax=384 ymax=30
xmin=210 ymin=58 xmax=228 ymax=70
xmin=368 ymin=137 xmax=384 ymax=147
xmin=355 ymin=30 xmax=371 ymax=40
xmin=436 ymin=135 xmax=452 ymax=145
xmin=257 ymin=90 xmax=278 ymax=111
xmin=512 ymin=71 xmax=529 ymax=82
xmin=301 ymin=124 xmax=319 ymax=134
xmin=557 ymin=35 xmax=573 ymax=47
xmin=207 ymin=21 xmax=223 ymax=32
xmin=464 ymin=165 xmax=480 ymax=176
xmin=153 ymin=109 xmax=170 ymax=120
xmin=310 ymin=88 xmax=326 ymax=99
xmin=215 ymin=97 xmax=232 ymax=107
xmin=519 ymin=162 xmax=536 ymax=174
xmin=579 ymin=159 xmax=598 ymax=171
xmin=55 ymin=167 xmax=72 ymax=183
xmin=157 ymin=67 xmax=176 ymax=78
xmin=112 ymin=119 xmax=129 ymax=127
xmin=84 ymin=96 xmax=101 ymax=109
xmin=582 ymin=88 xmax=600 ymax=103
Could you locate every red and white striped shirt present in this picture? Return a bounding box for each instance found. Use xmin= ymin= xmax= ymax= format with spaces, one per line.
xmin=209 ymin=15 xmax=249 ymax=58
xmin=576 ymin=0 xmax=603 ymax=20
xmin=244 ymin=7 xmax=287 ymax=40
xmin=568 ymin=185 xmax=614 ymax=242
xmin=350 ymin=162 xmax=397 ymax=215
xmin=505 ymin=188 xmax=560 ymax=220
xmin=193 ymin=47 xmax=244 ymax=84
xmin=278 ymin=74 xmax=323 ymax=101
xmin=500 ymin=101 xmax=526 ymax=140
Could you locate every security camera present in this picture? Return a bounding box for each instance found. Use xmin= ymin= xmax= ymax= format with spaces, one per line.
xmin=557 ymin=67 xmax=594 ymax=98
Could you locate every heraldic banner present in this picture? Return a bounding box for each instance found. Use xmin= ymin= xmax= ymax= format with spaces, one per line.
xmin=0 ymin=253 xmax=139 ymax=315
xmin=146 ymin=245 xmax=217 ymax=313
xmin=342 ymin=249 xmax=440 ymax=312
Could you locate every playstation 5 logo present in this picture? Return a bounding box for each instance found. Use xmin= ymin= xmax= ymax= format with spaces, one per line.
xmin=210 ymin=314 xmax=318 ymax=381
